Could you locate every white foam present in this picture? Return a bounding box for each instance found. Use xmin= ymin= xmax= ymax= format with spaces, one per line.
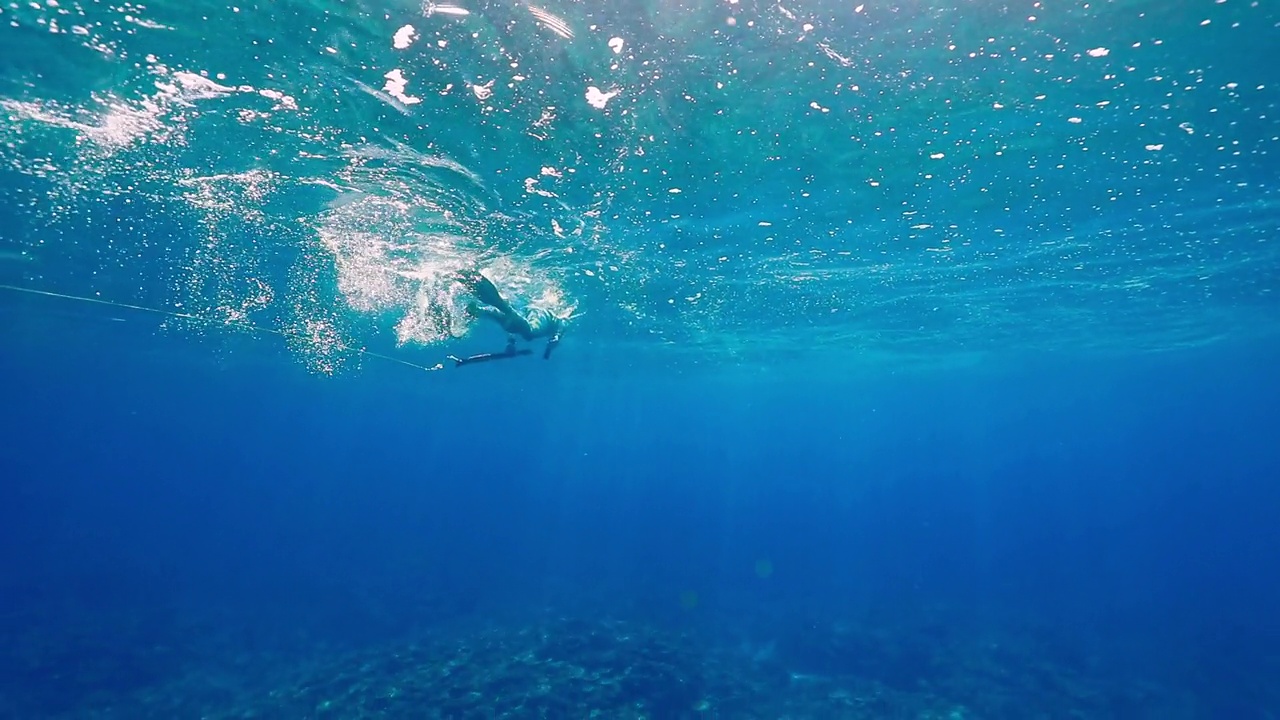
xmin=383 ymin=69 xmax=422 ymax=105
xmin=425 ymin=3 xmax=470 ymax=17
xmin=585 ymin=86 xmax=618 ymax=109
xmin=393 ymin=24 xmax=417 ymax=49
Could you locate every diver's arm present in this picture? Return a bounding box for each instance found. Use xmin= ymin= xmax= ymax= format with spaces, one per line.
xmin=543 ymin=332 xmax=561 ymax=360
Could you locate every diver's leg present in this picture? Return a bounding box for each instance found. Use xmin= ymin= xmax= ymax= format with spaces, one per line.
xmin=467 ymin=302 xmax=535 ymax=339
xmin=467 ymin=304 xmax=508 ymax=325
xmin=455 ymin=269 xmax=516 ymax=315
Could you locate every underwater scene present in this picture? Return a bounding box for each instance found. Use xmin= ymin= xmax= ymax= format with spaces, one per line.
xmin=1 ymin=0 xmax=1279 ymax=717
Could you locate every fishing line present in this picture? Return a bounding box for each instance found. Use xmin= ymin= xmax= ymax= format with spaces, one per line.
xmin=0 ymin=283 xmax=445 ymax=373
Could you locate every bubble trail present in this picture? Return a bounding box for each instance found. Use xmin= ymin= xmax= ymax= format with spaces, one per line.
xmin=0 ymin=284 xmax=445 ymax=374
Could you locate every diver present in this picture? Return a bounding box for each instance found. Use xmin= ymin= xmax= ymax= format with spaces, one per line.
xmin=447 ymin=268 xmax=564 ymax=367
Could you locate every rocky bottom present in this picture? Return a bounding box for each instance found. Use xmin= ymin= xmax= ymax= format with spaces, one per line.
xmin=10 ymin=612 xmax=1217 ymax=720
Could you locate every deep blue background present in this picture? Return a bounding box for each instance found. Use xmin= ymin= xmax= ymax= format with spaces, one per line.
xmin=3 ymin=312 xmax=1280 ymax=712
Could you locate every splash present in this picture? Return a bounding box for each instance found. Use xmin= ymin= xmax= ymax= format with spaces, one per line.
xmin=311 ymin=145 xmax=575 ymax=349
xmin=1 ymin=0 xmax=1276 ymax=369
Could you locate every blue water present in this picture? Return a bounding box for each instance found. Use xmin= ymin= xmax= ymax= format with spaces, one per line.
xmin=3 ymin=0 xmax=1280 ymax=717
